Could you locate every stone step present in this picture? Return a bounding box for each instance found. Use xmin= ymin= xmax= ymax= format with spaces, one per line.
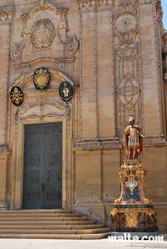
xmin=0 ymin=216 xmax=88 ymax=221
xmin=0 ymin=210 xmax=72 ymax=213
xmin=0 ymin=233 xmax=111 ymax=239
xmin=0 ymin=210 xmax=110 ymax=239
xmin=0 ymin=220 xmax=96 ymax=225
xmin=0 ymin=213 xmax=79 ymax=217
xmin=0 ymin=228 xmax=110 ymax=234
xmin=0 ymin=224 xmax=104 ymax=229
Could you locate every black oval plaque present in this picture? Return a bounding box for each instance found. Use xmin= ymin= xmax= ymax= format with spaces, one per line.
xmin=10 ymin=86 xmax=24 ymax=106
xmin=59 ymin=81 xmax=73 ymax=102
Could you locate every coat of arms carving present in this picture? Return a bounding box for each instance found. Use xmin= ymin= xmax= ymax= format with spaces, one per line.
xmin=31 ymin=19 xmax=55 ymax=49
xmin=10 ymin=86 xmax=24 ymax=106
xmin=59 ymin=81 xmax=73 ymax=102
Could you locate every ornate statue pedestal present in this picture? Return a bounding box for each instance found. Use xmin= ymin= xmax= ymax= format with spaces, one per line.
xmin=111 ymin=159 xmax=158 ymax=233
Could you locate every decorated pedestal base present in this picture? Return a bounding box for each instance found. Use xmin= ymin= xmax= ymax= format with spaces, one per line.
xmin=111 ymin=159 xmax=158 ymax=232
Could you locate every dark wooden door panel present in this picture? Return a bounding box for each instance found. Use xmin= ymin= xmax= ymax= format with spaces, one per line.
xmin=23 ymin=123 xmax=62 ymax=209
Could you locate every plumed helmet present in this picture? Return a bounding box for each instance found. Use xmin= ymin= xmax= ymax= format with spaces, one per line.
xmin=129 ymin=115 xmax=135 ymax=122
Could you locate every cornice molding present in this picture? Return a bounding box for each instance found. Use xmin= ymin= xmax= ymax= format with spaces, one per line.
xmin=12 ymin=57 xmax=75 ymax=70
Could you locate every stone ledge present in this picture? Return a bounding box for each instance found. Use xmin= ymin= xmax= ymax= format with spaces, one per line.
xmin=13 ymin=57 xmax=75 ymax=70
xmin=75 ymin=138 xmax=121 ymax=150
xmin=143 ymin=135 xmax=166 ymax=147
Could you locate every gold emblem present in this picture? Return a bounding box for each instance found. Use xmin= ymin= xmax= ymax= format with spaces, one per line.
xmin=62 ymin=83 xmax=69 ymax=97
xmin=33 ymin=67 xmax=50 ymax=90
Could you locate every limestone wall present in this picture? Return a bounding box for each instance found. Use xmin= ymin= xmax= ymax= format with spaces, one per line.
xmin=0 ymin=0 xmax=166 ymax=230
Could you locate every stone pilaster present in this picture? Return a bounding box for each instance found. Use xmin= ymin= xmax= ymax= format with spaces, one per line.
xmin=0 ymin=150 xmax=10 ymax=210
xmin=0 ymin=3 xmax=14 ymax=209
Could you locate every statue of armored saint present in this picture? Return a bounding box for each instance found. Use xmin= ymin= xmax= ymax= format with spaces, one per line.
xmin=123 ymin=115 xmax=145 ymax=159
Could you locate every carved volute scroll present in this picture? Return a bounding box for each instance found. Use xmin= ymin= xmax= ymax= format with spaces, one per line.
xmin=10 ymin=0 xmax=79 ymax=62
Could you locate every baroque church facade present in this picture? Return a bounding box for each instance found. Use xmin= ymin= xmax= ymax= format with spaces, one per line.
xmin=0 ymin=0 xmax=167 ymax=230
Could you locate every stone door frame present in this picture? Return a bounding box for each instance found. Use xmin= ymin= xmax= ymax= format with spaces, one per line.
xmin=8 ymin=88 xmax=75 ymax=210
xmin=15 ymin=117 xmax=68 ymax=210
xmin=8 ymin=68 xmax=75 ymax=210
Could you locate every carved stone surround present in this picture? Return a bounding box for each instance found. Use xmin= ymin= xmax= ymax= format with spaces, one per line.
xmin=8 ymin=67 xmax=74 ymax=209
xmin=10 ymin=0 xmax=79 ymax=62
xmin=12 ymin=113 xmax=71 ymax=209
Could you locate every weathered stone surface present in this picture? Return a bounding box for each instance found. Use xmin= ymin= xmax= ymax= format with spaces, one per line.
xmin=0 ymin=0 xmax=166 ymax=230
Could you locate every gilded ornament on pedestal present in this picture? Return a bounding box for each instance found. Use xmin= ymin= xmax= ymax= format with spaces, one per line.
xmin=125 ymin=173 xmax=138 ymax=195
xmin=125 ymin=212 xmax=138 ymax=227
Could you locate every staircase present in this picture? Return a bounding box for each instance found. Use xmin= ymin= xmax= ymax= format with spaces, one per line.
xmin=0 ymin=210 xmax=111 ymax=239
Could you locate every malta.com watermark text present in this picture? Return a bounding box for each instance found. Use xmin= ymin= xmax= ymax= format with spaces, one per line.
xmin=108 ymin=232 xmax=164 ymax=246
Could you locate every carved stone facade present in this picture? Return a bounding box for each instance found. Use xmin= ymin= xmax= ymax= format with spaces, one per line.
xmin=0 ymin=0 xmax=167 ymax=230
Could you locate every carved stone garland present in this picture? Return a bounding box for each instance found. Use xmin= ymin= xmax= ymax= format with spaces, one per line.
xmin=114 ymin=0 xmax=142 ymax=136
